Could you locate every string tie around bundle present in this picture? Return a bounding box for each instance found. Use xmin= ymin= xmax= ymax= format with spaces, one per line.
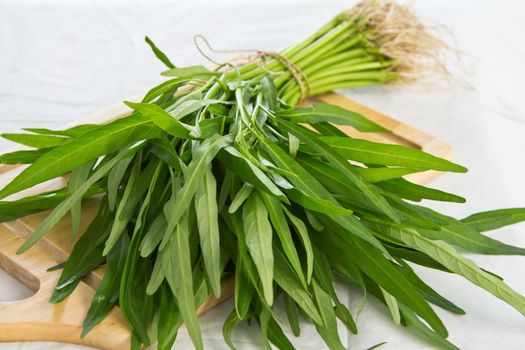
xmin=193 ymin=34 xmax=311 ymax=100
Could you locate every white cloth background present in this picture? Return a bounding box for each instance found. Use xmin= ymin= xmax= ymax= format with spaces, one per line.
xmin=1 ymin=0 xmax=525 ymax=349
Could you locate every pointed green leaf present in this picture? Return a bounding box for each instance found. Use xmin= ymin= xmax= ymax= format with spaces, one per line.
xmin=260 ymin=192 xmax=306 ymax=288
xmin=0 ymin=114 xmax=162 ymax=199
xmin=165 ymin=215 xmax=203 ymax=350
xmin=125 ymin=101 xmax=192 ymax=139
xmin=258 ymin=137 xmax=388 ymax=254
xmin=145 ymin=36 xmax=176 ymax=69
xmin=319 ymin=136 xmax=467 ymax=173
xmin=194 ymin=164 xmax=221 ymax=297
xmin=274 ymin=253 xmax=323 ymax=325
xmin=356 ymin=166 xmax=424 ymax=183
xmin=0 ymin=186 xmax=102 ymax=223
xmin=242 ymin=192 xmax=274 ymax=305
xmin=218 ymin=146 xmax=285 ymax=199
xmin=228 ymin=183 xmax=253 ymax=214
xmin=385 ymin=226 xmax=525 ymax=317
xmin=461 ymin=208 xmax=525 ymax=232
xmin=82 ymin=233 xmax=129 ymax=337
xmin=278 ymin=120 xmax=399 ymax=222
xmin=0 ymin=148 xmax=51 ymax=165
xmin=377 ymin=178 xmax=466 ymax=203
xmin=1 ymin=133 xmax=68 ymax=148
xmin=161 ymin=65 xmax=219 ymax=78
xmin=68 ymin=160 xmax=95 ymax=242
xmin=280 ymin=103 xmax=388 ymax=132
xmin=312 ymin=280 xmax=345 ymax=350
xmin=17 ymin=145 xmax=144 ymax=254
xmin=162 ymin=134 xmax=232 ymax=248
xmin=234 ymin=255 xmax=255 ymax=319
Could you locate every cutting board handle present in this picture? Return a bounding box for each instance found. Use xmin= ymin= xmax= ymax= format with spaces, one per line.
xmin=0 ymin=227 xmax=131 ymax=349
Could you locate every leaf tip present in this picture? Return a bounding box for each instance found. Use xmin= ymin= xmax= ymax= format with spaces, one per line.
xmin=16 ymin=243 xmax=30 ymax=255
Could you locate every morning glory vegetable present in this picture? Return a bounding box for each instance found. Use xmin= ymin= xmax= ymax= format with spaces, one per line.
xmin=1 ymin=1 xmax=524 ymax=349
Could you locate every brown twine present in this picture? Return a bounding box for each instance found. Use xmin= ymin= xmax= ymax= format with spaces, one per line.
xmin=193 ymin=34 xmax=311 ymax=99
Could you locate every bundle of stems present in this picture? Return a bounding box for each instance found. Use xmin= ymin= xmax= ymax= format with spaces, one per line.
xmin=1 ymin=1 xmax=524 ymax=350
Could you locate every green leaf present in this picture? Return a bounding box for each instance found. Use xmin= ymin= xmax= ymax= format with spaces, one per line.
xmin=385 ymin=226 xmax=525 ymax=317
xmin=125 ymin=101 xmax=192 ymax=139
xmin=258 ymin=292 xmax=273 ymax=350
xmin=0 ymin=186 xmax=102 ymax=223
xmin=267 ymin=316 xmax=296 ymax=350
xmin=227 ymin=212 xmax=268 ymax=304
xmin=411 ymin=208 xmax=525 ymax=255
xmin=228 ymin=183 xmax=254 ymax=214
xmin=242 ymin=191 xmax=274 ymax=305
xmin=106 ymin=156 xmax=134 ymax=211
xmin=146 ymin=250 xmax=166 ymax=295
xmin=234 ymin=254 xmax=255 ymax=319
xmin=319 ymin=136 xmax=468 ymax=173
xmin=274 ymin=250 xmax=323 ymax=325
xmin=165 ymin=214 xmax=203 ymax=350
xmin=283 ymin=294 xmax=300 ymax=337
xmin=461 ymin=208 xmax=525 ymax=232
xmin=17 ymin=145 xmax=144 ymax=254
xmin=366 ymin=342 xmax=388 ymax=350
xmin=317 ymin=230 xmax=448 ymax=337
xmin=81 ymin=233 xmax=129 ymax=337
xmin=282 ymin=207 xmax=314 ymax=284
xmin=288 ymin=132 xmax=300 ymax=157
xmin=68 ymin=160 xmax=94 ymax=242
xmin=218 ymin=146 xmax=285 ymax=200
xmin=381 ymin=287 xmax=401 ymax=325
xmin=334 ymin=303 xmax=358 ymax=334
xmin=258 ymin=137 xmax=388 ymax=254
xmin=311 ymin=121 xmax=349 ymax=137
xmin=286 ymin=187 xmax=353 ymax=216
xmin=312 ymin=280 xmax=346 ymax=350
xmin=104 ymin=158 xmax=158 ymax=255
xmin=168 ymin=99 xmax=229 ymax=120
xmin=120 ymin=219 xmax=155 ymax=347
xmin=50 ymin=198 xmax=112 ymax=303
xmin=223 ymin=309 xmax=242 ymax=350
xmin=280 ymin=103 xmax=388 ymax=132
xmin=356 ymin=166 xmax=424 ymax=183
xmin=377 ymin=179 xmax=466 ymax=203
xmin=260 ymin=192 xmax=306 ymax=288
xmin=145 ymin=36 xmax=176 ymax=69
xmin=310 ymin=245 xmax=358 ymax=334
xmin=157 ymin=283 xmax=183 ymax=350
xmin=23 ymin=124 xmax=99 ymax=138
xmin=191 ymin=116 xmax=230 ymax=139
xmin=399 ymin=304 xmax=460 ymax=350
xmin=1 ymin=133 xmax=68 ymax=148
xmin=162 ymin=134 xmax=232 ymax=248
xmin=278 ymin=120 xmax=399 ymax=222
xmin=142 ymin=78 xmax=189 ymax=103
xmin=305 ymin=209 xmax=324 ymax=232
xmin=139 ymin=213 xmax=167 ymax=257
xmin=150 ymin=138 xmax=183 ymax=171
xmin=331 ymin=259 xmax=368 ymax=317
xmin=395 ymin=259 xmax=465 ymax=315
xmin=377 ymin=178 xmax=466 ymax=203
xmin=0 ymin=148 xmax=52 ymax=165
xmin=0 ymin=114 xmax=162 ymax=199
xmin=161 ymin=65 xmax=219 ymax=78
xmin=194 ymin=164 xmax=221 ymax=297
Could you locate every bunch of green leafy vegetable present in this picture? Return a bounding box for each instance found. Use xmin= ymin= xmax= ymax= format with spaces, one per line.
xmin=1 ymin=1 xmax=525 ymax=349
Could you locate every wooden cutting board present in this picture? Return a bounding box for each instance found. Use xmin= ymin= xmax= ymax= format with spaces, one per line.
xmin=0 ymin=92 xmax=453 ymax=349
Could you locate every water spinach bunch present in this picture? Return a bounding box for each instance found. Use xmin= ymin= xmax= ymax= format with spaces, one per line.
xmin=1 ymin=1 xmax=525 ymax=349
